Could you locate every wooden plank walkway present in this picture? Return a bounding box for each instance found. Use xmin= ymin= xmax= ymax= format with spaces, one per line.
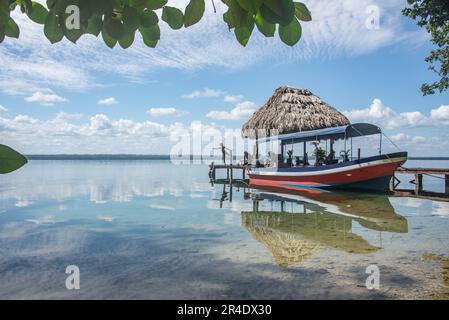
xmin=208 ymin=163 xmax=248 ymax=182
xmin=395 ymin=167 xmax=449 ymax=175
xmin=392 ymin=167 xmax=449 ymax=200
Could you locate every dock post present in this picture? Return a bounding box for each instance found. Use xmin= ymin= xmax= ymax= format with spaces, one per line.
xmin=230 ymin=167 xmax=233 ymax=184
xmin=227 ymin=168 xmax=229 ymax=181
xmin=415 ymin=174 xmax=423 ymax=195
xmin=253 ymin=200 xmax=259 ymax=213
xmin=445 ymin=175 xmax=449 ymax=194
xmin=243 ymin=167 xmax=246 ymax=180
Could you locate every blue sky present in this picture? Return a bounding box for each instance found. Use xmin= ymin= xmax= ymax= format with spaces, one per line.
xmin=0 ymin=0 xmax=448 ymax=155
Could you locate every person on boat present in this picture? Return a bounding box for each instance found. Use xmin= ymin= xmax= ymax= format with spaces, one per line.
xmin=326 ymin=150 xmax=337 ymax=165
xmin=265 ymin=152 xmax=272 ymax=167
xmin=286 ymin=150 xmax=293 ymax=167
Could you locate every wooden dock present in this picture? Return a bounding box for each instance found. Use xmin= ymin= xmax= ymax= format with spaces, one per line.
xmin=390 ymin=167 xmax=449 ymax=201
xmin=209 ymin=164 xmax=449 ymax=201
xmin=208 ymin=163 xmax=248 ymax=183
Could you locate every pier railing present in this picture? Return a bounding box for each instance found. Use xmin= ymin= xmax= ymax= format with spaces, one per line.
xmin=390 ymin=167 xmax=449 ymax=201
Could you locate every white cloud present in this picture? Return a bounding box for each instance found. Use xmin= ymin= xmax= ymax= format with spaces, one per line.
xmin=98 ymin=97 xmax=118 ymax=105
xmin=224 ymin=95 xmax=244 ymax=103
xmin=182 ymin=88 xmax=224 ymax=99
xmin=387 ymin=132 xmax=446 ymax=155
xmin=0 ymin=105 xmax=7 ymax=112
xmin=0 ymin=112 xmax=224 ymax=154
xmin=55 ymin=112 xmax=83 ymax=121
xmin=430 ymin=105 xmax=449 ymax=124
xmin=13 ymin=115 xmax=39 ymax=124
xmin=24 ymin=91 xmax=68 ymax=106
xmin=344 ymin=99 xmax=431 ymax=129
xmin=391 ymin=133 xmax=426 ymax=143
xmin=207 ymin=101 xmax=258 ymax=121
xmin=147 ymin=107 xmax=186 ymax=117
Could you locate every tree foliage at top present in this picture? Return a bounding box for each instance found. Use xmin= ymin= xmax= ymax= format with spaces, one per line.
xmin=403 ymin=0 xmax=449 ymax=95
xmin=0 ymin=0 xmax=312 ymax=48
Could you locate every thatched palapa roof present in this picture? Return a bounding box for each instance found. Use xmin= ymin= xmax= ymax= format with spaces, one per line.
xmin=242 ymin=86 xmax=350 ymax=139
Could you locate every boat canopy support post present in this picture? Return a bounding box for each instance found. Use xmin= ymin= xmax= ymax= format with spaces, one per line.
xmin=344 ymin=132 xmax=347 ymax=159
xmin=303 ymin=141 xmax=306 ymax=162
xmin=330 ymin=139 xmax=334 ymax=159
xmin=350 ymin=138 xmax=353 ymax=160
xmin=255 ymin=132 xmax=259 ymax=161
xmin=379 ymin=133 xmax=383 ymax=155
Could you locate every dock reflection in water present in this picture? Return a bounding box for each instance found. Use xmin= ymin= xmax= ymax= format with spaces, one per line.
xmin=239 ymin=188 xmax=408 ymax=267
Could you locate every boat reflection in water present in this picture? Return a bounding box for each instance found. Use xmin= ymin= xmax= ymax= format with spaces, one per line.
xmin=240 ymin=186 xmax=408 ymax=268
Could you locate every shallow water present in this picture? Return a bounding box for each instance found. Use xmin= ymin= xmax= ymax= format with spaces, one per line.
xmin=0 ymin=160 xmax=448 ymax=299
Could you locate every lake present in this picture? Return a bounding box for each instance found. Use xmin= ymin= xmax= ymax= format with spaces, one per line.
xmin=0 ymin=159 xmax=448 ymax=299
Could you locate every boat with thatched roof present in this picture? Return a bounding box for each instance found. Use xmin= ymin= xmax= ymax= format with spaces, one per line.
xmin=242 ymin=86 xmax=407 ymax=192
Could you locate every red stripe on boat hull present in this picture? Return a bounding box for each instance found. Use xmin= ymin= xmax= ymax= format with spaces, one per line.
xmin=249 ymin=158 xmax=405 ymax=192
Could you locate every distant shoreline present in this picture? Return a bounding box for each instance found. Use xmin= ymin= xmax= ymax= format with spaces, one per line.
xmin=24 ymin=155 xmax=449 ymax=161
xmin=26 ymin=155 xmax=172 ymax=160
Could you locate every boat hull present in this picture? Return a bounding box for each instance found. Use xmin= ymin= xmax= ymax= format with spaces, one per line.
xmin=249 ymin=152 xmax=407 ymax=192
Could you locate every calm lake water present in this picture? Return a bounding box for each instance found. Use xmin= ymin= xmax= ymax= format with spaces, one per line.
xmin=0 ymin=159 xmax=448 ymax=299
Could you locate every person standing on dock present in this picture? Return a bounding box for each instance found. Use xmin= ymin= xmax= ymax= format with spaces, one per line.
xmin=213 ymin=143 xmax=231 ymax=165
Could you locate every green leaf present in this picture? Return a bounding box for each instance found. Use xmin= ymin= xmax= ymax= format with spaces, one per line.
xmin=0 ymin=144 xmax=28 ymax=174
xmin=101 ymin=27 xmax=117 ymax=48
xmin=162 ymin=6 xmax=184 ymax=30
xmin=294 ymin=2 xmax=311 ymax=22
xmin=262 ymin=0 xmax=295 ymax=26
xmin=184 ymin=0 xmax=205 ymax=27
xmin=279 ymin=17 xmax=301 ymax=46
xmin=255 ymin=10 xmax=275 ymax=37
xmin=21 ymin=0 xmax=33 ymax=14
xmin=119 ymin=30 xmax=136 ymax=48
xmin=79 ymin=0 xmax=98 ymax=23
xmin=140 ymin=24 xmax=160 ymax=41
xmin=236 ymin=0 xmax=263 ymax=14
xmin=0 ymin=25 xmax=5 ymax=43
xmin=5 ymin=18 xmax=20 ymax=38
xmin=86 ymin=15 xmax=103 ymax=36
xmin=64 ymin=25 xmax=84 ymax=43
xmin=147 ymin=0 xmax=168 ymax=10
xmin=44 ymin=12 xmax=64 ymax=43
xmin=105 ymin=19 xmax=125 ymax=40
xmin=234 ymin=17 xmax=255 ymax=46
xmin=93 ymin=0 xmax=113 ymax=16
xmin=224 ymin=0 xmax=248 ymax=28
xmin=47 ymin=0 xmax=57 ymax=10
xmin=139 ymin=24 xmax=160 ymax=47
xmin=123 ymin=5 xmax=140 ymax=31
xmin=0 ymin=1 xmax=10 ymax=23
xmin=28 ymin=2 xmax=49 ymax=24
xmin=140 ymin=10 xmax=158 ymax=28
xmin=259 ymin=4 xmax=278 ymax=24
